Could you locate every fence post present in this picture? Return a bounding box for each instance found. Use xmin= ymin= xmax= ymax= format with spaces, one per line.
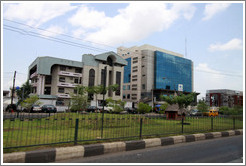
xmin=181 ymin=117 xmax=184 ymax=134
xmin=233 ymin=117 xmax=235 ymax=130
xmin=211 ymin=116 xmax=213 ymax=131
xmin=74 ymin=118 xmax=79 ymax=145
xmin=139 ymin=118 xmax=143 ymax=139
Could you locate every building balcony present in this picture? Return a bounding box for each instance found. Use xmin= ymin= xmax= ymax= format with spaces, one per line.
xmin=31 ymin=82 xmax=37 ymax=87
xmin=58 ymin=71 xmax=82 ymax=78
xmin=57 ymin=82 xmax=77 ymax=88
xmin=30 ymin=72 xmax=38 ymax=78
xmin=57 ymin=93 xmax=71 ymax=98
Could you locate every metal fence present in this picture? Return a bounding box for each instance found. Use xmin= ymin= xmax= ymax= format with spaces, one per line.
xmin=3 ymin=112 xmax=243 ymax=150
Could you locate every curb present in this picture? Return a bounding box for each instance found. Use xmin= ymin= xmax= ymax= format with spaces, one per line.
xmin=3 ymin=129 xmax=243 ymax=163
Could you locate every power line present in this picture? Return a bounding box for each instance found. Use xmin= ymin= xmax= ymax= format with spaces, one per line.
xmin=4 ymin=25 xmax=110 ymax=53
xmin=4 ymin=21 xmax=242 ymax=79
xmin=3 ymin=18 xmax=116 ymax=50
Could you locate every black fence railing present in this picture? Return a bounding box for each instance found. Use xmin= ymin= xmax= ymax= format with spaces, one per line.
xmin=3 ymin=112 xmax=243 ymax=150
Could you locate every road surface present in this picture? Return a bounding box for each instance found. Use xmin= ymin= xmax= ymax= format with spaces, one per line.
xmin=56 ymin=135 xmax=243 ymax=163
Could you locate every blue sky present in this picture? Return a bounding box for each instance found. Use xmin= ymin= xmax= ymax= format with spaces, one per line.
xmin=2 ymin=1 xmax=244 ymax=99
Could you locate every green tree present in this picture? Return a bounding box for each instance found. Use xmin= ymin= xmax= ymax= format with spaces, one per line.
xmin=106 ymin=98 xmax=126 ymax=113
xmin=160 ymin=92 xmax=196 ymax=114
xmin=197 ymin=100 xmax=209 ymax=113
xmin=159 ymin=102 xmax=169 ymax=114
xmin=220 ymin=106 xmax=243 ymax=115
xmin=16 ymin=81 xmax=32 ymax=105
xmin=71 ymin=85 xmax=88 ymax=112
xmin=21 ymin=95 xmax=41 ymax=112
xmin=86 ymin=85 xmax=104 ymax=110
xmin=137 ymin=102 xmax=152 ymax=114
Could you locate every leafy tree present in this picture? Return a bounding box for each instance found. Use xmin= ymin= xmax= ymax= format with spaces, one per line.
xmin=106 ymin=98 xmax=126 ymax=113
xmin=71 ymin=85 xmax=88 ymax=112
xmin=159 ymin=102 xmax=169 ymax=114
xmin=21 ymin=95 xmax=41 ymax=111
xmin=16 ymin=81 xmax=32 ymax=105
xmin=220 ymin=106 xmax=243 ymax=115
xmin=160 ymin=92 xmax=196 ymax=113
xmin=197 ymin=100 xmax=209 ymax=113
xmin=86 ymin=85 xmax=104 ymax=109
xmin=137 ymin=102 xmax=152 ymax=114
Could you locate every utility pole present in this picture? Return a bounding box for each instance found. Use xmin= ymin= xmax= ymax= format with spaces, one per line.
xmin=11 ymin=71 xmax=16 ymax=105
xmin=101 ymin=66 xmax=107 ymax=138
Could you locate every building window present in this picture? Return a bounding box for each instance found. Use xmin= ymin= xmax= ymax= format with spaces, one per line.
xmin=132 ymin=75 xmax=137 ymax=78
xmin=142 ymin=56 xmax=145 ymax=59
xmin=75 ymin=68 xmax=82 ymax=73
xmin=127 ymin=85 xmax=131 ymax=90
xmin=89 ymin=69 xmax=95 ymax=87
xmin=124 ymin=58 xmax=131 ymax=83
xmin=133 ymin=57 xmax=138 ymax=60
xmin=101 ymin=68 xmax=106 ymax=86
xmin=74 ymin=78 xmax=79 ymax=84
xmin=133 ymin=61 xmax=138 ymax=64
xmin=127 ymin=94 xmax=130 ymax=99
xmin=123 ymin=94 xmax=126 ymax=99
xmin=58 ymin=88 xmax=65 ymax=93
xmin=60 ymin=66 xmax=66 ymax=71
xmin=132 ymin=88 xmax=137 ymax=91
xmin=142 ymin=65 xmax=145 ymax=68
xmin=133 ymin=69 xmax=138 ymax=72
xmin=132 ymin=84 xmax=137 ymax=87
xmin=142 ymin=84 xmax=145 ymax=90
xmin=133 ymin=66 xmax=138 ymax=69
xmin=142 ymin=74 xmax=146 ymax=77
xmin=107 ymin=57 xmax=113 ymax=66
xmin=45 ymin=75 xmax=52 ymax=84
xmin=132 ymin=97 xmax=137 ymax=100
xmin=56 ymin=99 xmax=65 ymax=106
xmin=44 ymin=87 xmax=51 ymax=95
xmin=132 ymin=94 xmax=137 ymax=96
xmin=59 ymin=77 xmax=65 ymax=82
xmin=115 ymin=71 xmax=121 ymax=96
xmin=74 ymin=89 xmax=77 ymax=94
xmin=132 ymin=78 xmax=137 ymax=82
xmin=123 ymin=85 xmax=126 ymax=90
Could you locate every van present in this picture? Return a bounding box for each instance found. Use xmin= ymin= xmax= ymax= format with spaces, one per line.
xmin=203 ymin=108 xmax=219 ymax=117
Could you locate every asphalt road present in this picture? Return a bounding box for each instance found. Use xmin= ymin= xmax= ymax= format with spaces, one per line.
xmin=56 ymin=135 xmax=243 ymax=163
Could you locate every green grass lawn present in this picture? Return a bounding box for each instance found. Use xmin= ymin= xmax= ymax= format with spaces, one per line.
xmin=3 ymin=113 xmax=243 ymax=153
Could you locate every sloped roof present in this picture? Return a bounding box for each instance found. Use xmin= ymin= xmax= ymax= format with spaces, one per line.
xmin=95 ymin=51 xmax=127 ymax=66
xmin=165 ymin=104 xmax=187 ymax=115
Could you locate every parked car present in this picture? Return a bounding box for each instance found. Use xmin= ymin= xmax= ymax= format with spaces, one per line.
xmin=41 ymin=105 xmax=57 ymax=113
xmin=30 ymin=105 xmax=42 ymax=113
xmin=87 ymin=106 xmax=97 ymax=112
xmin=124 ymin=107 xmax=138 ymax=114
xmin=5 ymin=104 xmax=17 ymax=112
xmin=190 ymin=110 xmax=202 ymax=116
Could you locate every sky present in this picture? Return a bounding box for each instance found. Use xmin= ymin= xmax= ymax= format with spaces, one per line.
xmin=1 ymin=1 xmax=244 ymax=100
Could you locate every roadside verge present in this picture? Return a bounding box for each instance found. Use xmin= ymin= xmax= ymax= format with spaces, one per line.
xmin=3 ymin=129 xmax=243 ymax=163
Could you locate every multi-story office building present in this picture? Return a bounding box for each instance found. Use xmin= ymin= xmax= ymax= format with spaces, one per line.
xmin=28 ymin=52 xmax=127 ymax=109
xmin=117 ymin=44 xmax=193 ymax=106
xmin=206 ymin=89 xmax=243 ymax=107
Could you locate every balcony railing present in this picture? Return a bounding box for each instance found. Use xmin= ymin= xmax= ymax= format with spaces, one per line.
xmin=30 ymin=72 xmax=37 ymax=78
xmin=58 ymin=71 xmax=82 ymax=77
xmin=57 ymin=93 xmax=71 ymax=98
xmin=57 ymin=82 xmax=77 ymax=88
xmin=31 ymin=82 xmax=37 ymax=87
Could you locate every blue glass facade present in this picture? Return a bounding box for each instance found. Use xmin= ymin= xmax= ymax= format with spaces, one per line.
xmin=154 ymin=51 xmax=192 ymax=92
xmin=123 ymin=58 xmax=131 ymax=83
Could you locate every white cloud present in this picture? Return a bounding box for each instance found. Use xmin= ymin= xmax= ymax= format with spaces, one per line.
xmin=194 ymin=63 xmax=243 ymax=100
xmin=202 ymin=3 xmax=231 ymax=21
xmin=68 ymin=3 xmax=196 ymax=46
xmin=208 ymin=38 xmax=243 ymax=51
xmin=4 ymin=3 xmax=77 ymax=27
xmin=39 ymin=25 xmax=65 ymax=38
